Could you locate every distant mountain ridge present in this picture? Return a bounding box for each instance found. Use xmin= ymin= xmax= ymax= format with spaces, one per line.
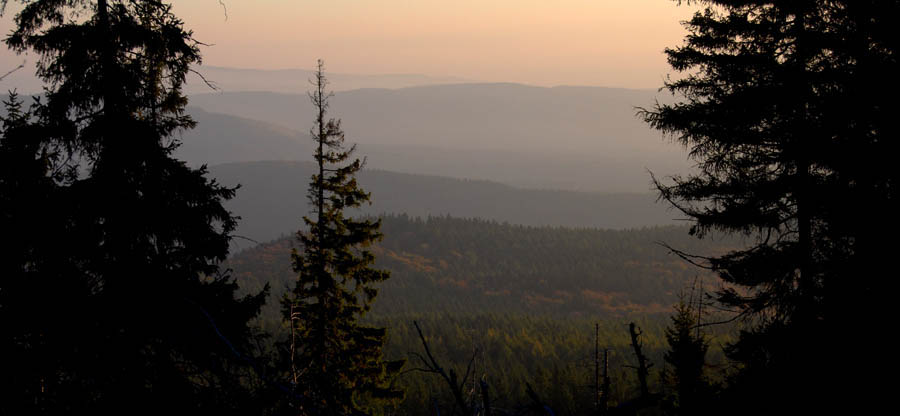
xmin=5 ymin=78 xmax=692 ymax=193
xmin=207 ymin=161 xmax=679 ymax=249
xmin=187 ymin=83 xmax=675 ymax=154
xmin=177 ymin=108 xmax=312 ymax=164
xmin=0 ymin=64 xmax=473 ymax=95
xmin=185 ymin=83 xmax=691 ymax=192
xmin=178 ymin=106 xmax=681 ymax=193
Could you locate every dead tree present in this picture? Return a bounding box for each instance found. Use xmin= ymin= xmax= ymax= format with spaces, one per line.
xmin=411 ymin=321 xmax=480 ymax=416
xmin=627 ymin=322 xmax=652 ymax=400
xmin=606 ymin=323 xmax=663 ymax=416
xmin=594 ymin=324 xmax=611 ymax=416
xmin=595 ymin=324 xmax=600 ymax=414
xmin=480 ymin=379 xmax=491 ymax=416
xmin=601 ymin=348 xmax=610 ymax=414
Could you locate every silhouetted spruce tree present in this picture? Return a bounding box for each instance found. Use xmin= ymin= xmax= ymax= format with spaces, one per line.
xmin=0 ymin=1 xmax=266 ymax=414
xmin=283 ymin=60 xmax=403 ymax=415
xmin=662 ymin=299 xmax=709 ymax=416
xmin=642 ymin=1 xmax=899 ymax=413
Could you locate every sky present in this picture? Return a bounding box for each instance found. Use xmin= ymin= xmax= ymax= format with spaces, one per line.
xmin=1 ymin=0 xmax=701 ymax=89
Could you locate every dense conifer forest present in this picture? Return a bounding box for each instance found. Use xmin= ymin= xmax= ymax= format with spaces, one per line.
xmin=228 ymin=216 xmax=735 ymax=414
xmin=229 ymin=215 xmax=734 ymax=320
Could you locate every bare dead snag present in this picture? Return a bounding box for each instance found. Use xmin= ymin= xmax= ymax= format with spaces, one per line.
xmin=601 ymin=348 xmax=610 ymax=415
xmin=595 ymin=323 xmax=600 ymax=415
xmin=0 ymin=61 xmax=25 ymax=82
xmin=412 ymin=321 xmax=474 ymax=416
xmin=628 ymin=322 xmax=653 ymax=400
xmin=480 ymin=379 xmax=491 ymax=416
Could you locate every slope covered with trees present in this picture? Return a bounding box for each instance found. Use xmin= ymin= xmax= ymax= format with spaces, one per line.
xmin=227 ymin=215 xmax=736 ymax=415
xmin=377 ymin=314 xmax=730 ymax=416
xmin=5 ymin=0 xmax=895 ymax=414
xmin=229 ymin=215 xmax=735 ymax=322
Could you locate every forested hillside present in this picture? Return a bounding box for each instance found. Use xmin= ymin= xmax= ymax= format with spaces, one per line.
xmin=230 ymin=215 xmax=735 ymax=321
xmin=229 ymin=215 xmax=737 ymax=414
xmin=5 ymin=1 xmax=888 ymax=414
xmin=376 ymin=314 xmax=729 ymax=416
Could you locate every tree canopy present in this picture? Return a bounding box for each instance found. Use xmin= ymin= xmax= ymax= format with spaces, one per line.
xmin=0 ymin=1 xmax=266 ymax=413
xmin=642 ymin=1 xmax=899 ymax=412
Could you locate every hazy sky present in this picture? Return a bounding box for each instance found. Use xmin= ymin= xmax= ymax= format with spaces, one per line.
xmin=2 ymin=0 xmax=700 ymax=88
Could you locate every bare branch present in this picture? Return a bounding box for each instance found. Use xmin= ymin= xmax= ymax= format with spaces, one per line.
xmin=217 ymin=0 xmax=228 ymax=21
xmin=188 ymin=68 xmax=219 ymax=92
xmin=399 ymin=367 xmax=437 ymax=376
xmin=692 ymin=312 xmax=745 ymax=329
xmin=655 ymin=240 xmax=716 ymax=270
xmin=461 ymin=347 xmax=479 ymax=391
xmin=0 ymin=60 xmax=26 ymax=82
xmin=231 ymin=234 xmax=260 ymax=245
xmin=413 ymin=321 xmax=473 ymax=415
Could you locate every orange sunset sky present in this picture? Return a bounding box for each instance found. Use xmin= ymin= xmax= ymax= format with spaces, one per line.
xmin=2 ymin=0 xmax=701 ymax=88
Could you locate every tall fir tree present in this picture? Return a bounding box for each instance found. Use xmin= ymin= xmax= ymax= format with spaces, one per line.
xmin=0 ymin=1 xmax=266 ymax=414
xmin=283 ymin=60 xmax=403 ymax=415
xmin=642 ymin=1 xmax=899 ymax=413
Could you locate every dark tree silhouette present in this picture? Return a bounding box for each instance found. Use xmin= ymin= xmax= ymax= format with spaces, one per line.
xmin=0 ymin=1 xmax=266 ymax=414
xmin=283 ymin=60 xmax=403 ymax=415
xmin=641 ymin=1 xmax=899 ymax=413
xmin=662 ymin=298 xmax=710 ymax=416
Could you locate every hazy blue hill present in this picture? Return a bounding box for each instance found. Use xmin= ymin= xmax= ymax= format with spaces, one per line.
xmin=180 ymin=106 xmax=677 ymax=192
xmin=176 ymin=107 xmax=314 ymax=165
xmin=6 ymin=77 xmax=691 ymax=191
xmin=183 ymin=84 xmax=690 ymax=192
xmin=5 ymin=88 xmax=687 ymax=192
xmin=187 ymin=83 xmax=677 ymax=154
xmin=207 ymin=161 xmax=679 ymax=247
